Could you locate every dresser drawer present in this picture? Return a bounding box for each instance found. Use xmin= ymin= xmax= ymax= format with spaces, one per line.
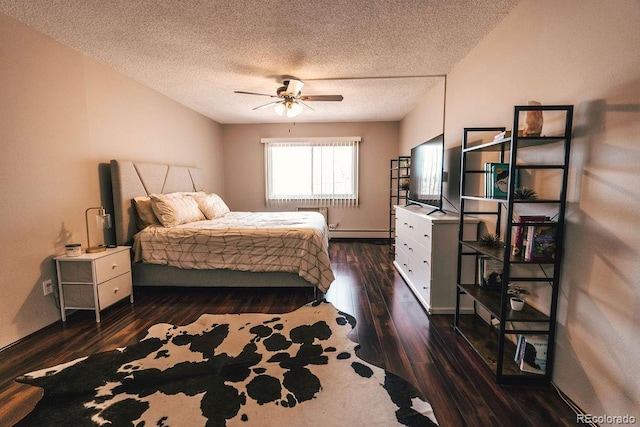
xmin=411 ymin=217 xmax=432 ymax=250
xmin=95 ymin=249 xmax=131 ymax=284
xmin=98 ymin=271 xmax=132 ymax=309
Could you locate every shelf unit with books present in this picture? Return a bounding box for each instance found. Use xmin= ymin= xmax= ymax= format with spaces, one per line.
xmin=389 ymin=156 xmax=411 ymax=242
xmin=454 ymin=105 xmax=573 ymax=385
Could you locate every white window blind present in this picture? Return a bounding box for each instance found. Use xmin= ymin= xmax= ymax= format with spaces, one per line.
xmin=262 ymin=137 xmax=360 ymax=207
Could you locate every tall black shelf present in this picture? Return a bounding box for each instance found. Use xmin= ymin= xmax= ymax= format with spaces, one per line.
xmin=454 ymin=105 xmax=573 ymax=385
xmin=389 ymin=156 xmax=411 ymax=242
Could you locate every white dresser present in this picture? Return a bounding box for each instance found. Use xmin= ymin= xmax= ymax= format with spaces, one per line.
xmin=394 ymin=205 xmax=477 ymax=314
xmin=55 ymin=246 xmax=133 ymax=322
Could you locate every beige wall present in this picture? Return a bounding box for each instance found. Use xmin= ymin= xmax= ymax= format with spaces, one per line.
xmin=221 ymin=122 xmax=399 ymax=237
xmin=400 ymin=79 xmax=446 ymax=155
xmin=0 ymin=15 xmax=224 ymax=349
xmin=401 ymin=0 xmax=640 ymax=418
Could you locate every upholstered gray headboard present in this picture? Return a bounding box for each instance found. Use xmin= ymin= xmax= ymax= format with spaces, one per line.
xmin=110 ymin=160 xmax=204 ymax=246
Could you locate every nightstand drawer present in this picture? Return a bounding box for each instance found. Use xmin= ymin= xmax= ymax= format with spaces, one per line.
xmin=95 ymin=249 xmax=131 ymax=283
xmin=98 ymin=271 xmax=132 ymax=309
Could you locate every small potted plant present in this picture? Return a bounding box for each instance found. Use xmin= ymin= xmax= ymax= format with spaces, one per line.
xmin=507 ymin=284 xmax=530 ymax=311
xmin=479 ymin=233 xmax=501 ymax=248
xmin=513 ymin=186 xmax=538 ymax=200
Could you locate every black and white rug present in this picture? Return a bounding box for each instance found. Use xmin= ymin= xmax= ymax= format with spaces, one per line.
xmin=16 ymin=300 xmax=438 ymax=426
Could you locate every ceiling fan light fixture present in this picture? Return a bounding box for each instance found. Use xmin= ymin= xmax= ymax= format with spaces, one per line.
xmin=236 ymin=78 xmax=342 ymax=118
xmin=286 ymin=101 xmax=303 ymax=118
xmin=274 ymin=102 xmax=286 ymax=116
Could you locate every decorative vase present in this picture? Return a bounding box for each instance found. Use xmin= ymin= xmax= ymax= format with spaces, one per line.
xmin=523 ymin=100 xmax=543 ymax=137
xmin=510 ymin=297 xmax=525 ymax=311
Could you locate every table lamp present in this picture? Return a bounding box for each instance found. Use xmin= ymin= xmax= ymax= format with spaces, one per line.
xmin=85 ymin=206 xmax=111 ymax=253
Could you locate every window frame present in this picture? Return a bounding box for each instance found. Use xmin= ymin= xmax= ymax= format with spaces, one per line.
xmin=262 ymin=137 xmax=360 ymax=207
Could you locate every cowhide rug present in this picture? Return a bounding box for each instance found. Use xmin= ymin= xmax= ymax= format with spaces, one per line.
xmin=15 ymin=300 xmax=438 ymax=426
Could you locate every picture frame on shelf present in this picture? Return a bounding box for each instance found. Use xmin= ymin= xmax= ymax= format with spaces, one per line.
xmin=478 ymin=256 xmax=503 ymax=290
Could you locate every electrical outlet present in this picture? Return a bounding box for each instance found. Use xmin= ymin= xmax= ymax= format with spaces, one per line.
xmin=42 ymin=279 xmax=53 ymax=296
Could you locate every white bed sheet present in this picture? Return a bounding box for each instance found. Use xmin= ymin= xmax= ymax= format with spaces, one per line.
xmin=132 ymin=211 xmax=335 ymax=292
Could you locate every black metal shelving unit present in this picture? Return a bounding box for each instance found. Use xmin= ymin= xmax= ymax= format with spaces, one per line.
xmin=389 ymin=156 xmax=411 ymax=242
xmin=454 ymin=105 xmax=573 ymax=385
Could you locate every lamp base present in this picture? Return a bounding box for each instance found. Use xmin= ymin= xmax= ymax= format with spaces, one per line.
xmin=86 ymin=246 xmax=106 ymax=253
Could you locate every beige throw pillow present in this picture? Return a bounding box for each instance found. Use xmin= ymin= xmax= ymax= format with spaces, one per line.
xmin=133 ymin=196 xmax=161 ymax=228
xmin=150 ymin=192 xmax=205 ymax=227
xmin=192 ymin=193 xmax=230 ymax=219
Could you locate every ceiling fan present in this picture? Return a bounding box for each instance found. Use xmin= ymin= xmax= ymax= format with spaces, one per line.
xmin=234 ymin=79 xmax=343 ymax=117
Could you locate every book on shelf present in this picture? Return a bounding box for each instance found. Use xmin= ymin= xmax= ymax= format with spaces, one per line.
xmin=514 ymin=335 xmax=525 ymax=363
xmin=493 ymin=130 xmax=512 ymax=140
xmin=485 ymin=163 xmax=518 ymax=199
xmin=515 ymin=335 xmax=548 ymax=375
xmin=478 ymin=256 xmax=503 ymax=290
xmin=524 ymin=222 xmax=557 ymax=262
xmin=512 ymin=215 xmax=547 ymax=257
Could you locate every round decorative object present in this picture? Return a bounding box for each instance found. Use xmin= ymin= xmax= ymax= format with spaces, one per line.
xmin=65 ymin=243 xmax=82 ymax=257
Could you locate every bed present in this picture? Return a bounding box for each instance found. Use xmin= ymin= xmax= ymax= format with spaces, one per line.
xmin=110 ymin=159 xmax=334 ymax=293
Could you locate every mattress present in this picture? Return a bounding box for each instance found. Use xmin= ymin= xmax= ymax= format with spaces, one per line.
xmin=132 ymin=211 xmax=334 ymax=292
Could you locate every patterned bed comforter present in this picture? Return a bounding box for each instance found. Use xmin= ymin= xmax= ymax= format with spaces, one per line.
xmin=132 ymin=211 xmax=335 ymax=292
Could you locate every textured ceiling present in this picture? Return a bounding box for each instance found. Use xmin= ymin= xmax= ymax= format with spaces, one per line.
xmin=1 ymin=0 xmax=519 ymax=123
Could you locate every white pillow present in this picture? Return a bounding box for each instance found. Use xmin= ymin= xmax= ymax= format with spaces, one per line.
xmin=150 ymin=192 xmax=205 ymax=227
xmin=133 ymin=196 xmax=161 ymax=228
xmin=192 ymin=193 xmax=230 ymax=219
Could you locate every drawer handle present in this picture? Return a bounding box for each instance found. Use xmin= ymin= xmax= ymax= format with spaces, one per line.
xmin=112 ymin=264 xmax=118 ymax=269
xmin=409 ymin=225 xmax=414 ymax=229
xmin=408 ymin=247 xmax=413 ymax=251
xmin=113 ymin=287 xmax=119 ymax=293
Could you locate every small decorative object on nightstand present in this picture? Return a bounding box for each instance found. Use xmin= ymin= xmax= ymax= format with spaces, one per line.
xmin=54 ymin=246 xmax=133 ymax=322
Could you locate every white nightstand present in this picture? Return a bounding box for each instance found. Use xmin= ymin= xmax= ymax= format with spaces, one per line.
xmin=54 ymin=246 xmax=133 ymax=322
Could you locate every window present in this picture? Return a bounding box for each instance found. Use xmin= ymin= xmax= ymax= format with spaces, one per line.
xmin=263 ymin=137 xmax=360 ymax=207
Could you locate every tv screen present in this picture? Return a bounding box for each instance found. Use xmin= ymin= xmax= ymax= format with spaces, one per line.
xmin=408 ymin=133 xmax=445 ymax=212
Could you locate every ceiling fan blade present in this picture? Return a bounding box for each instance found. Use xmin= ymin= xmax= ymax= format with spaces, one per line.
xmin=286 ymin=79 xmax=304 ymax=96
xmin=252 ymin=100 xmax=282 ymax=110
xmin=299 ymin=95 xmax=344 ymax=101
xmin=234 ymin=90 xmax=278 ymax=98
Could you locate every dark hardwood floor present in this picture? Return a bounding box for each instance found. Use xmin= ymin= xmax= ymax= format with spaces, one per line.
xmin=1 ymin=240 xmax=578 ymax=426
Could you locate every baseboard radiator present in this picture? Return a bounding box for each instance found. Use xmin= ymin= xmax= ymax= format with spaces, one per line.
xmin=296 ymin=207 xmax=328 ymax=225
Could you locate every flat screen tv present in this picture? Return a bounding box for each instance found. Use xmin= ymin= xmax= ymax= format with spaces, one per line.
xmin=408 ymin=133 xmax=445 ymax=214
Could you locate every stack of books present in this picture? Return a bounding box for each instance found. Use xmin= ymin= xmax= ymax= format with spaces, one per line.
xmin=511 ymin=215 xmax=557 ymax=262
xmin=514 ymin=335 xmax=548 ymax=374
xmin=525 ymin=221 xmax=557 ymax=262
xmin=485 ymin=163 xmax=518 ymax=199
